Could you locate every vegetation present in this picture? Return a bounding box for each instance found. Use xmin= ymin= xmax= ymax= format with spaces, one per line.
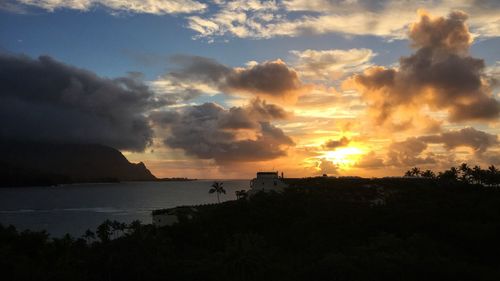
xmin=157 ymin=177 xmax=197 ymax=182
xmin=405 ymin=163 xmax=500 ymax=187
xmin=1 ymin=165 xmax=500 ymax=280
xmin=209 ymin=181 xmax=226 ymax=203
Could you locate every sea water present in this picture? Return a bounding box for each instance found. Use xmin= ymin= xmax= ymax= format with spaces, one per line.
xmin=0 ymin=180 xmax=249 ymax=237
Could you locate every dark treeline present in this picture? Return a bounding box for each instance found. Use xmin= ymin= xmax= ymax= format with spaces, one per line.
xmin=2 ymin=176 xmax=500 ymax=281
xmin=405 ymin=163 xmax=500 ymax=186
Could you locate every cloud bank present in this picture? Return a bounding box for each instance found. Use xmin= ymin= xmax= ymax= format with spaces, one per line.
xmin=0 ymin=54 xmax=161 ymax=151
xmin=5 ymin=0 xmax=500 ymax=40
xmin=386 ymin=127 xmax=498 ymax=167
xmin=15 ymin=0 xmax=206 ymax=14
xmin=290 ymin=48 xmax=375 ymax=80
xmin=187 ymin=0 xmax=500 ymax=40
xmin=151 ymin=99 xmax=294 ymax=164
xmin=155 ymin=55 xmax=305 ymax=100
xmin=345 ymin=11 xmax=499 ymax=124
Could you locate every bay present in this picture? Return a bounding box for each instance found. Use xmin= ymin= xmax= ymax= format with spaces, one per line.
xmin=0 ymin=180 xmax=250 ymax=237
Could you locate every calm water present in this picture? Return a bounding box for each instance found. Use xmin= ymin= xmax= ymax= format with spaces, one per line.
xmin=0 ymin=180 xmax=250 ymax=237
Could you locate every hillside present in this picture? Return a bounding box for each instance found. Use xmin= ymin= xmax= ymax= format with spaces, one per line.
xmin=2 ymin=178 xmax=500 ymax=280
xmin=0 ymin=141 xmax=156 ymax=187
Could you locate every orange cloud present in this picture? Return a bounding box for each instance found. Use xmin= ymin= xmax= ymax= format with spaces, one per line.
xmin=344 ymin=11 xmax=499 ymax=125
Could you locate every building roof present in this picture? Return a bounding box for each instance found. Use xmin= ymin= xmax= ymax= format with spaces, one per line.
xmin=257 ymin=172 xmax=278 ymax=175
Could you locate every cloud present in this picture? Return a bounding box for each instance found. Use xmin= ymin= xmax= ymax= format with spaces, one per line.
xmin=6 ymin=0 xmax=500 ymax=40
xmin=187 ymin=0 xmax=500 ymax=40
xmin=355 ymin=151 xmax=385 ymax=169
xmin=386 ymin=127 xmax=498 ymax=167
xmin=0 ymin=54 xmax=162 ymax=151
xmin=155 ymin=55 xmax=305 ymax=100
xmin=317 ymin=158 xmax=339 ymax=175
xmin=344 ymin=11 xmax=500 ymax=124
xmin=187 ymin=0 xmax=279 ymax=40
xmin=290 ymin=48 xmax=375 ymax=80
xmin=0 ymin=1 xmax=27 ymax=13
xmin=386 ymin=137 xmax=437 ymax=167
xmin=15 ymin=0 xmax=206 ymax=14
xmin=323 ymin=136 xmax=350 ymax=149
xmin=151 ymin=99 xmax=294 ymax=164
xmin=419 ymin=127 xmax=498 ymax=154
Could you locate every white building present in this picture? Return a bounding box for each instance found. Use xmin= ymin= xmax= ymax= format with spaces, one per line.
xmin=152 ymin=206 xmax=197 ymax=227
xmin=247 ymin=171 xmax=288 ymax=196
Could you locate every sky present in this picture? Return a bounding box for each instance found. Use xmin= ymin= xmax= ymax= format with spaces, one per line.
xmin=1 ymin=0 xmax=499 ymax=179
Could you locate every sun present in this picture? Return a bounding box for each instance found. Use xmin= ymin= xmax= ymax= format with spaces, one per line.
xmin=322 ymin=146 xmax=365 ymax=169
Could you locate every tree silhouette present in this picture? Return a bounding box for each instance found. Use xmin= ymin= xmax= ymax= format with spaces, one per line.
xmin=487 ymin=165 xmax=499 ymax=187
xmin=411 ymin=167 xmax=421 ymax=177
xmin=96 ymin=220 xmax=112 ymax=242
xmin=405 ymin=167 xmax=422 ymax=177
xmin=236 ymin=190 xmax=247 ymax=200
xmin=83 ymin=229 xmax=95 ymax=244
xmin=438 ymin=167 xmax=459 ymax=182
xmin=458 ymin=163 xmax=472 ymax=183
xmin=471 ymin=165 xmax=484 ymax=184
xmin=209 ymin=181 xmax=226 ymax=203
xmin=421 ymin=169 xmax=436 ymax=178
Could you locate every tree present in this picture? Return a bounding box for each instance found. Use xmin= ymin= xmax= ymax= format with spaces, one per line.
xmin=83 ymin=229 xmax=95 ymax=244
xmin=236 ymin=190 xmax=247 ymax=200
xmin=486 ymin=165 xmax=499 ymax=187
xmin=411 ymin=167 xmax=421 ymax=177
xmin=421 ymin=170 xmax=436 ymax=179
xmin=405 ymin=167 xmax=421 ymax=177
xmin=209 ymin=181 xmax=226 ymax=203
xmin=458 ymin=163 xmax=472 ymax=183
xmin=438 ymin=167 xmax=459 ymax=182
xmin=96 ymin=220 xmax=112 ymax=242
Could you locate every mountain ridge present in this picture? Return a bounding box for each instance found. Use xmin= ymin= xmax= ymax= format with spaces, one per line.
xmin=0 ymin=141 xmax=156 ymax=187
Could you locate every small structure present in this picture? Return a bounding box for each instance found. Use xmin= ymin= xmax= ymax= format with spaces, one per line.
xmin=247 ymin=171 xmax=288 ymax=196
xmin=152 ymin=206 xmax=197 ymax=227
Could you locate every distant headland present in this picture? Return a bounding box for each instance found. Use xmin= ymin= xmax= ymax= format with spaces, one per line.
xmin=0 ymin=141 xmax=157 ymax=187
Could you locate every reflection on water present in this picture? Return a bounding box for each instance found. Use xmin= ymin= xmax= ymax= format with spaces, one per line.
xmin=0 ymin=180 xmax=249 ymax=237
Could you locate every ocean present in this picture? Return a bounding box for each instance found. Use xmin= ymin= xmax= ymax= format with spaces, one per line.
xmin=0 ymin=180 xmax=250 ymax=237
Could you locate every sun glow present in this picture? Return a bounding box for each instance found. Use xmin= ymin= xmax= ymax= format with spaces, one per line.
xmin=322 ymin=146 xmax=365 ymax=169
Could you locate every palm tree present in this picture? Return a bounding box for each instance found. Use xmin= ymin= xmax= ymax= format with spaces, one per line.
xmin=235 ymin=190 xmax=247 ymax=200
xmin=439 ymin=167 xmax=459 ymax=182
xmin=83 ymin=229 xmax=95 ymax=244
xmin=471 ymin=165 xmax=484 ymax=184
xmin=459 ymin=163 xmax=472 ymax=183
xmin=487 ymin=165 xmax=499 ymax=187
xmin=209 ymin=181 xmax=226 ymax=203
xmin=411 ymin=167 xmax=421 ymax=177
xmin=421 ymin=169 xmax=436 ymax=179
xmin=488 ymin=165 xmax=498 ymax=174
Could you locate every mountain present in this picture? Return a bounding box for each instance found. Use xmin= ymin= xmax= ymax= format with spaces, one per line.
xmin=0 ymin=141 xmax=156 ymax=187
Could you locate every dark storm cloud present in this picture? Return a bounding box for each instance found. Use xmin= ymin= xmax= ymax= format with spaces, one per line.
xmin=164 ymin=55 xmax=304 ymax=99
xmin=0 ymin=54 xmax=163 ymax=151
xmin=152 ymin=99 xmax=294 ymax=164
xmin=346 ymin=11 xmax=500 ymax=123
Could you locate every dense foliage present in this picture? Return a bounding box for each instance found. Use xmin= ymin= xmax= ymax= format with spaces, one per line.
xmin=2 ymin=177 xmax=500 ymax=281
xmin=405 ymin=163 xmax=500 ymax=186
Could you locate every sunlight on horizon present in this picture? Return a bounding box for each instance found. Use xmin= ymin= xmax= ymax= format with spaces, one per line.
xmin=321 ymin=146 xmax=365 ymax=169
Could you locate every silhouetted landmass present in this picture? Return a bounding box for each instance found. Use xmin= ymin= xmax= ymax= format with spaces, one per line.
xmin=0 ymin=141 xmax=156 ymax=187
xmin=2 ymin=177 xmax=500 ymax=280
xmin=156 ymin=177 xmax=197 ymax=182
